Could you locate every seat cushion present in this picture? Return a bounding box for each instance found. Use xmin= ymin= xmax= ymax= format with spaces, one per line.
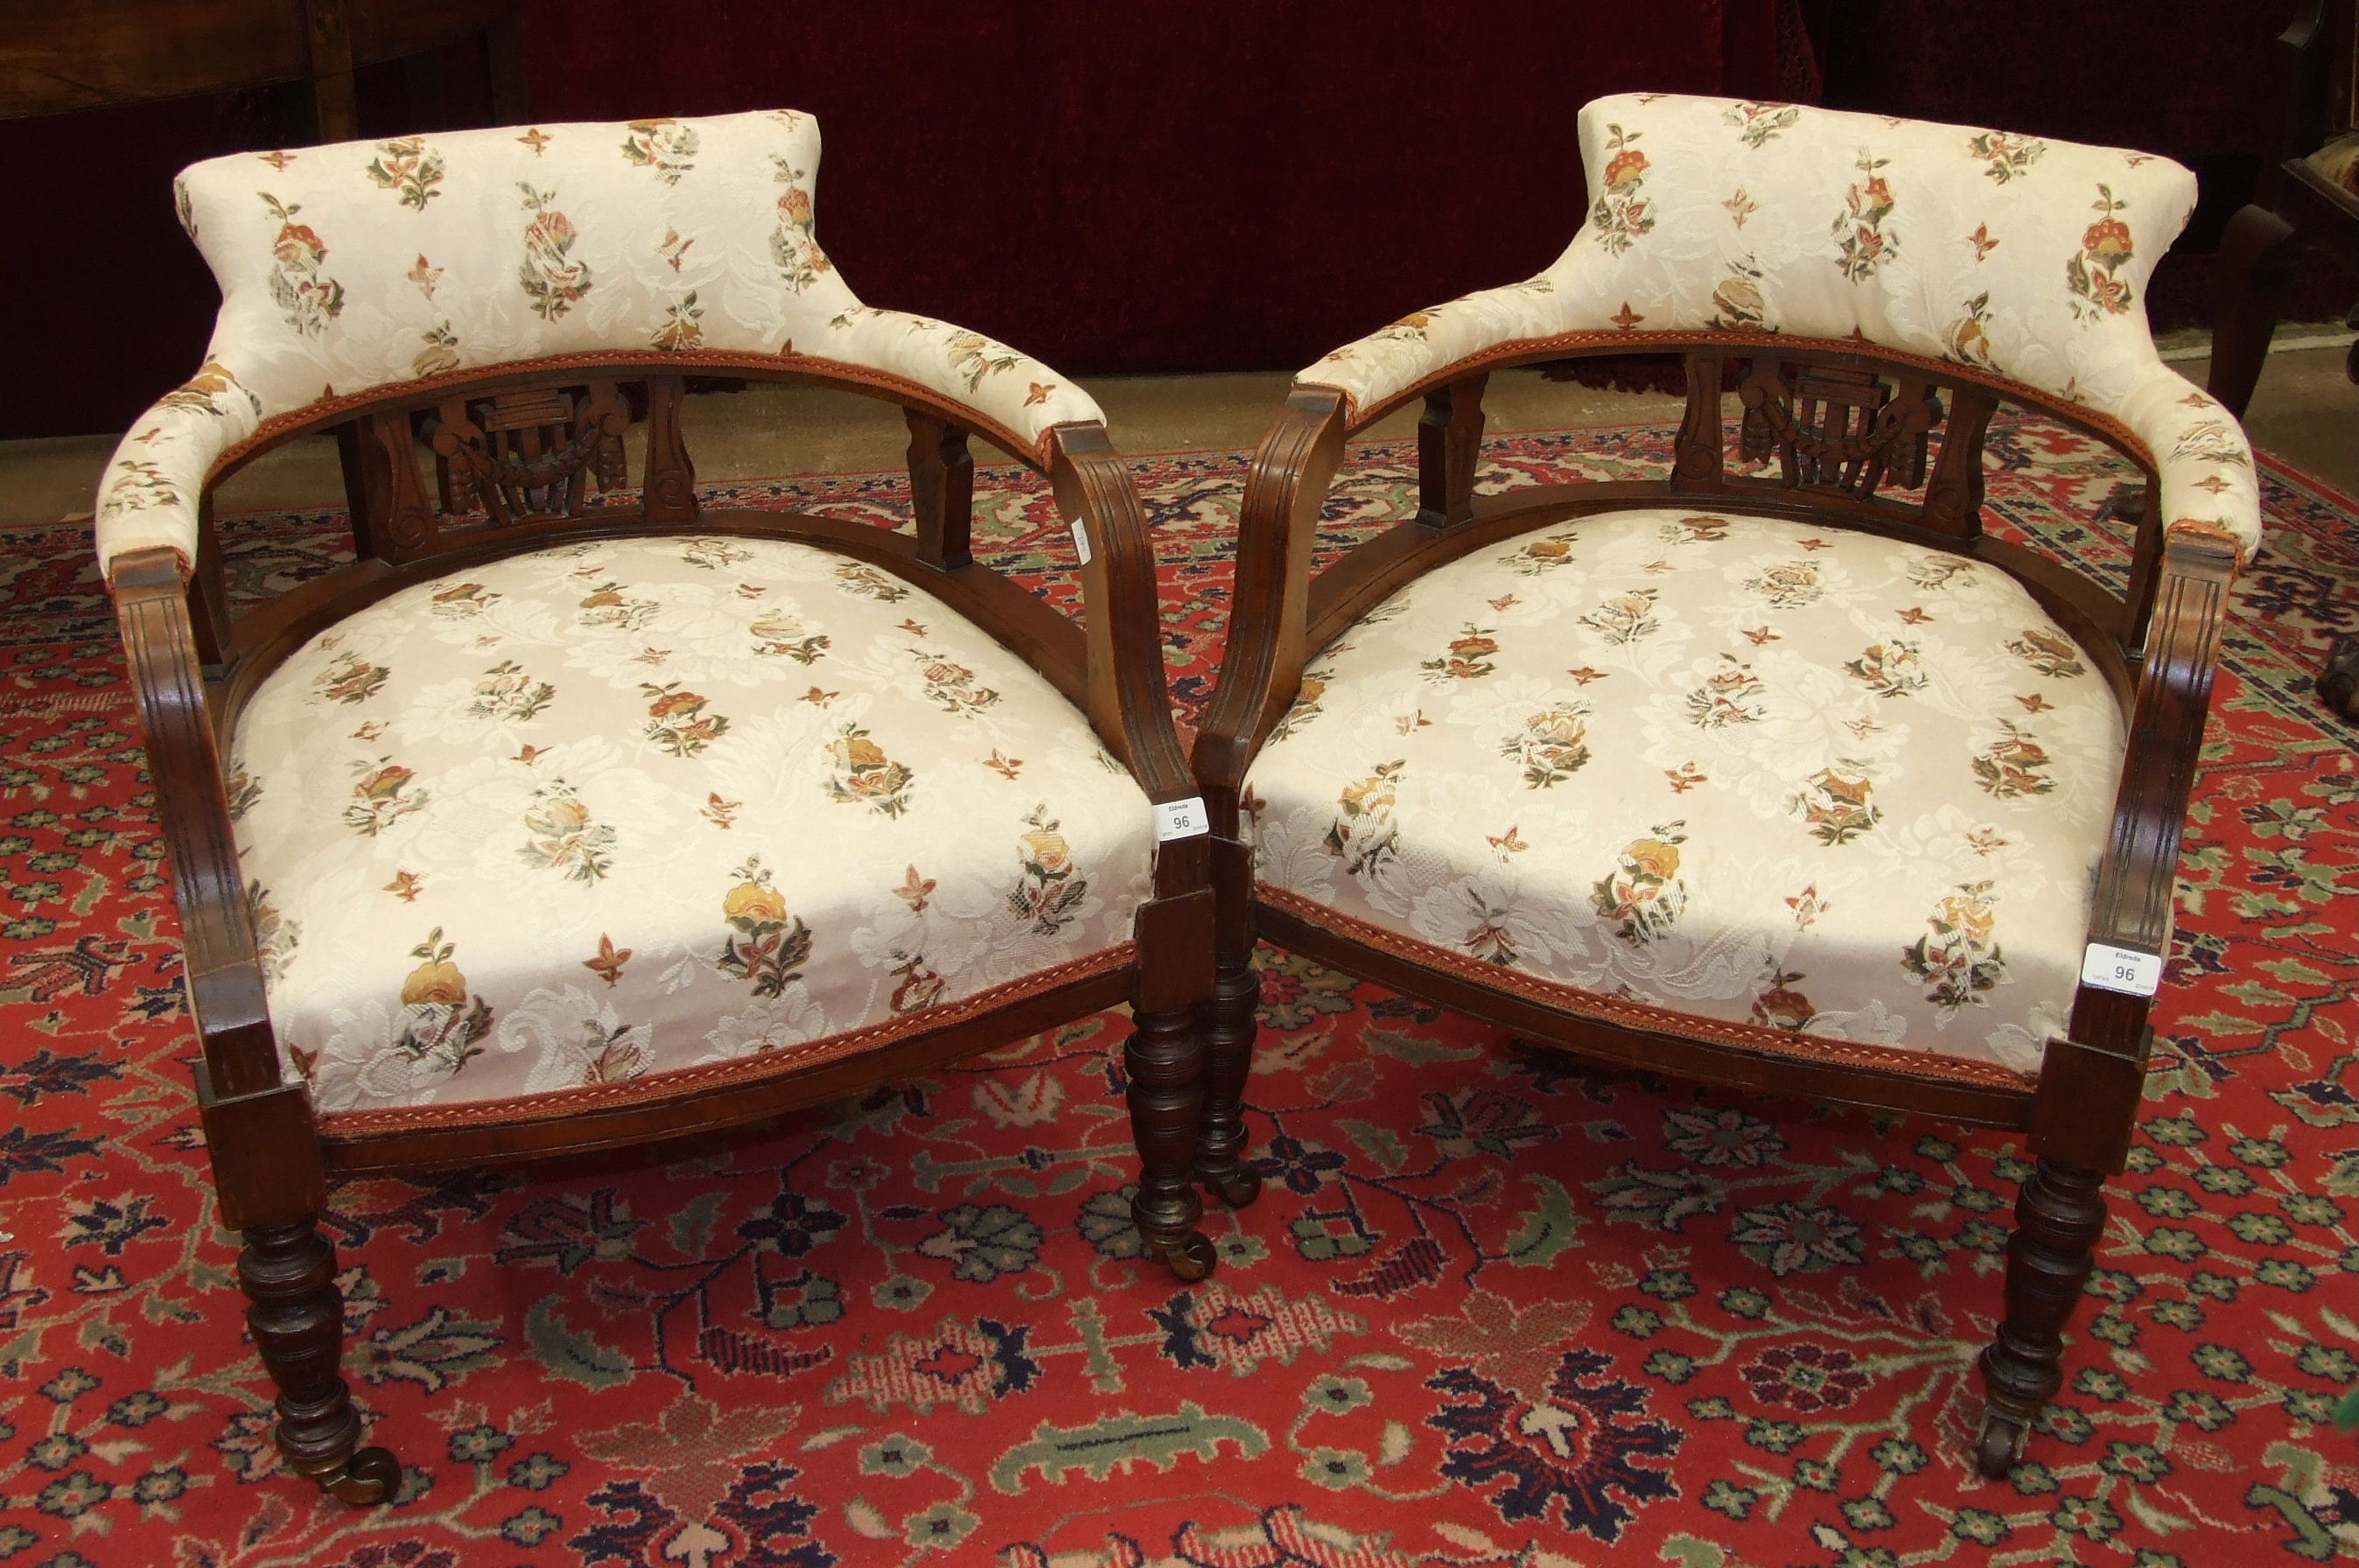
xmin=1244 ymin=509 xmax=2127 ymax=1079
xmin=230 ymin=534 xmax=1153 ymax=1116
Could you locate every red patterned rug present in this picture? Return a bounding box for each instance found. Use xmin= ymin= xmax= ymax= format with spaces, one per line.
xmin=0 ymin=419 xmax=2353 ymax=1567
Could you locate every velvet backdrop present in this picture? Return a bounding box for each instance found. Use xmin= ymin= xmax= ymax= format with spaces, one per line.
xmin=0 ymin=0 xmax=2321 ymax=441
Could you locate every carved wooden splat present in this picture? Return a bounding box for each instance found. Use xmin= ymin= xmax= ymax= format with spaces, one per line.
xmin=1737 ymin=359 xmax=1944 ymax=500
xmin=429 ymin=381 xmax=630 ymax=525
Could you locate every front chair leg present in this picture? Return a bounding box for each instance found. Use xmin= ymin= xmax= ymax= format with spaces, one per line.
xmin=1194 ymin=947 xmax=1264 ymax=1210
xmin=1125 ymin=998 xmax=1216 ymax=1282
xmin=1976 ymin=1158 xmax=2107 ymax=1477
xmin=239 ymin=1219 xmax=402 ymax=1504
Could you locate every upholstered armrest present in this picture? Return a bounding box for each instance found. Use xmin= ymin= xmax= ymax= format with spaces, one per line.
xmin=111 ymin=548 xmax=280 ymax=1096
xmin=94 ymin=383 xmax=255 ymax=583
xmin=819 ymin=304 xmax=1102 ymax=457
xmin=1295 ymin=280 xmax=1569 ymax=424
xmin=2115 ymin=367 xmax=2264 ymax=566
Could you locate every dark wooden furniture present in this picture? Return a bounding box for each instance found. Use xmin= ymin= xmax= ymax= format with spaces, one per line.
xmin=1194 ymin=335 xmax=2232 ymax=1480
xmin=2208 ymin=0 xmax=2359 ymax=415
xmin=0 ymin=0 xmax=524 ymax=136
xmin=2206 ymin=1 xmax=2359 ymax=716
xmin=116 ymin=357 xmax=1216 ymax=1505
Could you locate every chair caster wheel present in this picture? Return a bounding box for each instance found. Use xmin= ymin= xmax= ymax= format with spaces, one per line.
xmin=1202 ymin=1167 xmax=1262 ymax=1209
xmin=2320 ymin=635 xmax=2359 ymax=720
xmin=319 ymin=1446 xmax=403 ymax=1506
xmin=1974 ymin=1412 xmax=2026 ymax=1480
xmin=1148 ymin=1231 xmax=1218 ymax=1283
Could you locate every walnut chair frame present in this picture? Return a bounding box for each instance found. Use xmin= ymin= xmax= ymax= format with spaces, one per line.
xmin=116 ymin=354 xmax=1216 ymax=1504
xmin=1193 ymin=332 xmax=2231 ymax=1479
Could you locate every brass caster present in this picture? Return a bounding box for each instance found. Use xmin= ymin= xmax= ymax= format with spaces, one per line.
xmin=1148 ymin=1231 xmax=1218 ymax=1283
xmin=1201 ymin=1166 xmax=1263 ymax=1209
xmin=1974 ymin=1411 xmax=2027 ymax=1480
xmin=318 ymin=1445 xmax=403 ymax=1506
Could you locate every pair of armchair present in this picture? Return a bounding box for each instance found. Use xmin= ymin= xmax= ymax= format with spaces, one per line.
xmin=105 ymin=95 xmax=2256 ymax=1502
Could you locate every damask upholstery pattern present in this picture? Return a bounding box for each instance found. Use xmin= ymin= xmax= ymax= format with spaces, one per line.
xmin=1298 ymin=94 xmax=2260 ymax=564
xmin=229 ymin=535 xmax=1154 ymax=1116
xmin=1243 ymin=508 xmax=2126 ymax=1078
xmin=94 ymin=111 xmax=1105 ymax=578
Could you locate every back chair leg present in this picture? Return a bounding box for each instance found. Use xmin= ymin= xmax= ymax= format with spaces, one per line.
xmin=239 ymin=1218 xmax=403 ymax=1504
xmin=1125 ymin=991 xmax=1217 ymax=1282
xmin=1975 ymin=1158 xmax=2107 ymax=1478
xmin=1194 ymin=946 xmax=1264 ymax=1209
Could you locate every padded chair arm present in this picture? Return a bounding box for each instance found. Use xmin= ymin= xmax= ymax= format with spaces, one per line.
xmin=95 ymin=391 xmax=250 ymax=584
xmin=111 ymin=547 xmax=282 ymax=1097
xmin=2117 ymin=365 xmax=2264 ymax=568
xmin=1193 ymin=389 xmax=1351 ymax=824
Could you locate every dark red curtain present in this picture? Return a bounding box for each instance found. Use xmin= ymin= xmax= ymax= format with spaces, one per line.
xmin=3 ymin=0 xmax=2318 ymax=441
xmin=3 ymin=0 xmax=1765 ymax=439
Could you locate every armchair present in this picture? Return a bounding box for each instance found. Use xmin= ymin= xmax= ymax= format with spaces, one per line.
xmin=1194 ymin=94 xmax=2258 ymax=1478
xmin=102 ymin=109 xmax=1216 ymax=1504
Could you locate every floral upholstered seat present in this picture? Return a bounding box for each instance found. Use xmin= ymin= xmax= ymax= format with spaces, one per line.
xmin=1245 ymin=509 xmax=2123 ymax=1082
xmin=234 ymin=536 xmax=1152 ymax=1116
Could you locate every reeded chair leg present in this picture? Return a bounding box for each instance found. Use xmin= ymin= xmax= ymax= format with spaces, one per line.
xmin=1126 ymin=995 xmax=1216 ymax=1281
xmin=239 ymin=1219 xmax=402 ymax=1505
xmin=1975 ymin=1158 xmax=2106 ymax=1477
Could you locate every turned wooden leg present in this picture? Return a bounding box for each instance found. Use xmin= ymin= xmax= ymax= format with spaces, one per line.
xmin=2318 ymin=635 xmax=2359 ymax=720
xmin=1125 ymin=999 xmax=1216 ymax=1282
xmin=239 ymin=1220 xmax=402 ymax=1504
xmin=2205 ymin=203 xmax=2302 ymax=419
xmin=1194 ymin=946 xmax=1264 ymax=1210
xmin=1976 ymin=1158 xmax=2106 ymax=1477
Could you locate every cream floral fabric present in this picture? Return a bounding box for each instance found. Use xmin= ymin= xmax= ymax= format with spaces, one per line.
xmin=94 ymin=111 xmax=1103 ymax=578
xmin=1299 ymin=94 xmax=2260 ymax=563
xmin=229 ymin=535 xmax=1153 ymax=1115
xmin=1245 ymin=509 xmax=2127 ymax=1076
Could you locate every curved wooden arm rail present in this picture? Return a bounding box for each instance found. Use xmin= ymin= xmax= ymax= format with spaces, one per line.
xmin=1193 ymin=333 xmax=2236 ymax=1481
xmin=116 ymin=354 xmax=1215 ymax=1506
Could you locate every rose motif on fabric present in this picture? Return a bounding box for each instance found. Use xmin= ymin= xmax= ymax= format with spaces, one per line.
xmin=1325 ymin=760 xmax=1405 ymax=881
xmin=619 ymin=117 xmax=700 ymax=185
xmin=1591 ymin=822 xmax=1689 ymax=945
xmin=1965 ymin=129 xmax=2047 ymax=184
xmin=2066 ymin=184 xmax=2136 ymax=321
xmin=717 ymin=856 xmax=814 ymax=998
xmin=1725 ymin=100 xmax=1802 ymax=148
xmin=260 ymin=192 xmax=345 ymax=335
xmin=1831 ymin=150 xmax=1900 ymax=284
xmin=394 ymin=927 xmax=494 ymax=1078
xmin=1587 ymin=123 xmax=1656 ymax=256
xmin=365 ymin=136 xmax=445 ymax=209
xmin=1900 ymin=878 xmax=2006 ymax=1014
xmin=825 ymin=724 xmax=916 ymax=816
xmin=517 ymin=183 xmax=592 ymax=321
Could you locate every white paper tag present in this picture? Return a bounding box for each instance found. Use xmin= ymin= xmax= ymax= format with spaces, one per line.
xmin=1069 ymin=518 xmax=1093 ymax=566
xmin=2081 ymin=942 xmax=2163 ymax=998
xmin=1154 ymin=796 xmax=1209 ymax=843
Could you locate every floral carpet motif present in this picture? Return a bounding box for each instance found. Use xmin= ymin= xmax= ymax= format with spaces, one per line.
xmin=0 ymin=417 xmax=2353 ymax=1567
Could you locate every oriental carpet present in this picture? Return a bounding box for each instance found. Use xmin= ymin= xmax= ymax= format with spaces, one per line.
xmin=0 ymin=417 xmax=2352 ymax=1568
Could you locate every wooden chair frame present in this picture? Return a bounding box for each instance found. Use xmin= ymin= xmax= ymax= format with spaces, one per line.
xmin=115 ymin=352 xmax=1217 ymax=1504
xmin=1192 ymin=332 xmax=2235 ymax=1480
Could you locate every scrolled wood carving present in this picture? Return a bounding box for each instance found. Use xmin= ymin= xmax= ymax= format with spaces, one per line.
xmin=1738 ymin=359 xmax=1944 ymax=500
xmin=430 ymin=381 xmax=631 ymax=526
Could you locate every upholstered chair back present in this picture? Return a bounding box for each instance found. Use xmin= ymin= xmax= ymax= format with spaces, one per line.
xmin=1303 ymin=94 xmax=2256 ymax=563
xmin=95 ymin=112 xmax=1099 ymax=577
